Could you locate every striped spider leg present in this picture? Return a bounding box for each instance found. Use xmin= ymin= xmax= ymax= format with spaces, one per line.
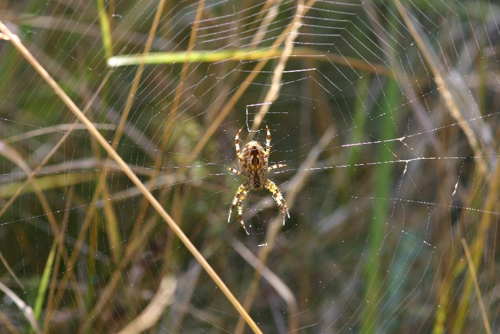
xmin=268 ymin=163 xmax=287 ymax=172
xmin=265 ymin=125 xmax=271 ymax=157
xmin=265 ymin=125 xmax=288 ymax=171
xmin=227 ymin=182 xmax=250 ymax=235
xmin=227 ymin=167 xmax=242 ymax=175
xmin=235 ymin=127 xmax=244 ymax=162
xmin=265 ymin=179 xmax=290 ymax=225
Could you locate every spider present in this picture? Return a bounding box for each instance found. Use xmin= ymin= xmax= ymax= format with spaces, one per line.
xmin=227 ymin=125 xmax=290 ymax=235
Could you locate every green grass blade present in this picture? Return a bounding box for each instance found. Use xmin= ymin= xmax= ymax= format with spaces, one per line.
xmin=362 ymin=77 xmax=400 ymax=333
xmin=31 ymin=242 xmax=57 ymax=333
xmin=97 ymin=0 xmax=113 ymax=59
xmin=107 ymin=49 xmax=284 ymax=66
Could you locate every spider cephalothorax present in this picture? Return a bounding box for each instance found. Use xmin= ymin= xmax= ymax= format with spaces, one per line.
xmin=227 ymin=126 xmax=290 ymax=235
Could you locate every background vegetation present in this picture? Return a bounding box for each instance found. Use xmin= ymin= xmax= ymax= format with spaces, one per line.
xmin=1 ymin=0 xmax=500 ymax=333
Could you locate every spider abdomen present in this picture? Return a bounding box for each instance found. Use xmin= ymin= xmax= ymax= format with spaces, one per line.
xmin=239 ymin=141 xmax=268 ymax=189
xmin=238 ymin=141 xmax=268 ymax=172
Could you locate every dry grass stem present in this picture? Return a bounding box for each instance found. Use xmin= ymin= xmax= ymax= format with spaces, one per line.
xmin=0 ymin=310 xmax=21 ymax=334
xmin=106 ymin=47 xmax=401 ymax=79
xmin=117 ymin=276 xmax=177 ymax=334
xmin=186 ymin=0 xmax=317 ymax=166
xmin=461 ymin=238 xmax=492 ymax=334
xmin=0 ymin=20 xmax=262 ymax=334
xmin=0 ymin=72 xmax=110 ymax=219
xmin=394 ymin=0 xmax=490 ymax=176
xmin=102 ymin=173 xmax=182 ymax=204
xmin=232 ymin=239 xmax=299 ymax=332
xmin=128 ymin=0 xmax=205 ymax=239
xmin=251 ymin=0 xmax=282 ymax=46
xmin=43 ymin=186 xmax=74 ymax=333
xmin=3 ymin=1 xmax=496 ymax=333
xmin=234 ymin=124 xmax=335 ymax=333
xmin=0 ymin=12 xmax=172 ymax=50
xmin=250 ymin=0 xmax=304 ymax=133
xmin=45 ymin=0 xmax=170 ymax=307
xmin=0 ymin=281 xmax=40 ymax=333
xmin=0 ymin=251 xmax=25 ymax=290
xmin=22 ymin=40 xmax=159 ymax=158
xmin=0 ymin=140 xmax=85 ymax=308
xmin=168 ymin=262 xmax=202 ymax=333
xmin=5 ymin=123 xmax=115 ymax=143
xmin=112 ymin=0 xmax=167 ymax=148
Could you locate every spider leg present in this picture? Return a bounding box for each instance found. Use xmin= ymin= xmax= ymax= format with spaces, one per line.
xmin=228 ymin=183 xmax=250 ymax=234
xmin=235 ymin=127 xmax=244 ymax=162
xmin=265 ymin=125 xmax=271 ymax=157
xmin=237 ymin=187 xmax=250 ymax=235
xmin=265 ymin=179 xmax=290 ymax=225
xmin=227 ymin=167 xmax=242 ymax=175
xmin=228 ymin=183 xmax=245 ymax=223
xmin=267 ymin=163 xmax=287 ymax=172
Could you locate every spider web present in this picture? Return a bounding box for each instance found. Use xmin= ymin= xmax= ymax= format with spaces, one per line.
xmin=1 ymin=0 xmax=500 ymax=333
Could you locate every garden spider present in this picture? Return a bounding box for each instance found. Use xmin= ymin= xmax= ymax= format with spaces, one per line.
xmin=227 ymin=126 xmax=290 ymax=235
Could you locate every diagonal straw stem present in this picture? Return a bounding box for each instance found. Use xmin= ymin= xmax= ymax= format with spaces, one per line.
xmin=0 ymin=20 xmax=262 ymax=334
